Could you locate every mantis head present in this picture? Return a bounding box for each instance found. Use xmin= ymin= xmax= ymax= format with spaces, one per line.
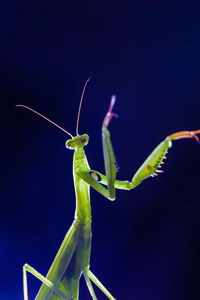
xmin=65 ymin=134 xmax=89 ymax=150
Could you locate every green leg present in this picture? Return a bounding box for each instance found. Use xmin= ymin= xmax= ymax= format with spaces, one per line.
xmin=84 ymin=138 xmax=170 ymax=192
xmin=87 ymin=269 xmax=116 ymax=300
xmin=88 ymin=128 xmax=200 ymax=193
xmin=101 ymin=95 xmax=118 ymax=199
xmin=87 ymin=170 xmax=131 ymax=190
xmin=23 ymin=264 xmax=68 ymax=300
xmin=83 ymin=270 xmax=97 ymax=300
xmin=78 ymin=171 xmax=113 ymax=200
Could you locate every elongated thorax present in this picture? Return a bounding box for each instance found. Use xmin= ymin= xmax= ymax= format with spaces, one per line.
xmin=73 ymin=147 xmax=92 ymax=225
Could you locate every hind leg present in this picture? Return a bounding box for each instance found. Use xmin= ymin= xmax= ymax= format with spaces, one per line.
xmin=83 ymin=270 xmax=97 ymax=300
xmin=86 ymin=269 xmax=116 ymax=300
xmin=23 ymin=264 xmax=68 ymax=300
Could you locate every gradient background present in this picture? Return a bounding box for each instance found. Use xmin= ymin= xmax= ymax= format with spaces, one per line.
xmin=1 ymin=1 xmax=200 ymax=299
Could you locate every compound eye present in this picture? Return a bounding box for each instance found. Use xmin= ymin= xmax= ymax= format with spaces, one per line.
xmin=65 ymin=140 xmax=73 ymax=149
xmin=80 ymin=138 xmax=86 ymax=143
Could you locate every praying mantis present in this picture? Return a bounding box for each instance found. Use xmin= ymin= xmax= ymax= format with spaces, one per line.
xmin=17 ymin=79 xmax=200 ymax=300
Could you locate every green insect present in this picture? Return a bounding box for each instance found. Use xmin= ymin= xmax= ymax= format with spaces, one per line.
xmin=17 ymin=79 xmax=200 ymax=300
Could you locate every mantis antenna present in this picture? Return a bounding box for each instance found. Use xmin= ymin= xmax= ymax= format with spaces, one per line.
xmin=15 ymin=105 xmax=74 ymax=139
xmin=76 ymin=77 xmax=91 ymax=136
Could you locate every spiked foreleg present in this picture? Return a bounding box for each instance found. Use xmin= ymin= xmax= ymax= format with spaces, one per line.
xmin=86 ymin=129 xmax=200 ymax=191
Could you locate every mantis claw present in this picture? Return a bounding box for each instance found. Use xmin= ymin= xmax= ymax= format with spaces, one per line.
xmin=168 ymin=129 xmax=200 ymax=144
xmin=103 ymin=95 xmax=118 ymax=128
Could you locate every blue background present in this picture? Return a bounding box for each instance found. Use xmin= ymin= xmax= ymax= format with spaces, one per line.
xmin=1 ymin=1 xmax=200 ymax=299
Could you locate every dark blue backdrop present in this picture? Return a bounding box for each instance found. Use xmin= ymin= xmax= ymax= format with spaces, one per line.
xmin=1 ymin=1 xmax=200 ymax=299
